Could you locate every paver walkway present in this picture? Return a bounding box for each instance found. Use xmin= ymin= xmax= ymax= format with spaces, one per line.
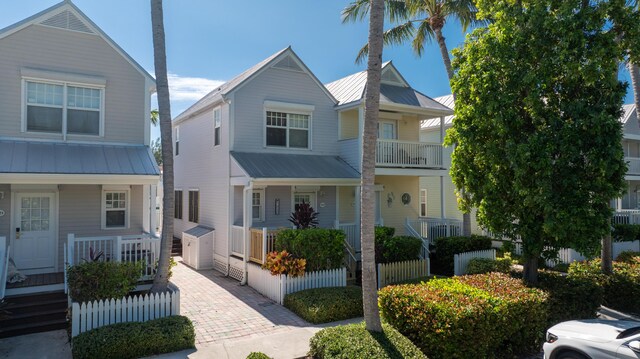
xmin=172 ymin=257 xmax=310 ymax=345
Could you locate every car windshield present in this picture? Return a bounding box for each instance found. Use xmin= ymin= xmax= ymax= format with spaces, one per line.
xmin=616 ymin=327 xmax=640 ymax=339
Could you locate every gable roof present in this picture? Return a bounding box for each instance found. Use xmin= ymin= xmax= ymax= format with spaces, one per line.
xmin=621 ymin=104 xmax=636 ymax=125
xmin=173 ymin=47 xmax=337 ymax=124
xmin=325 ymin=62 xmax=451 ymax=114
xmin=0 ymin=0 xmax=155 ymax=85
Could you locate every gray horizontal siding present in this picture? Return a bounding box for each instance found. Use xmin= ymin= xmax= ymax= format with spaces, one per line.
xmin=338 ymin=139 xmax=360 ymax=171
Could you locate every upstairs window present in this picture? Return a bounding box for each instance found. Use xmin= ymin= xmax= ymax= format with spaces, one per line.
xmin=214 ymin=108 xmax=221 ymax=146
xmin=266 ymin=111 xmax=310 ymax=149
xmin=175 ymin=126 xmax=180 ymax=156
xmin=25 ymin=80 xmax=102 ymax=136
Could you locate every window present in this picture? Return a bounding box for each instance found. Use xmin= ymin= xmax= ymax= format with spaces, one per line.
xmin=378 ymin=121 xmax=397 ymax=140
xmin=25 ymin=80 xmax=102 ymax=136
xmin=188 ymin=190 xmax=199 ymax=223
xmin=174 ymin=190 xmax=183 ymax=219
xmin=175 ymin=126 xmax=180 ymax=156
xmin=266 ymin=111 xmax=310 ymax=149
xmin=252 ymin=189 xmax=264 ymax=221
xmin=293 ymin=192 xmax=315 ymax=211
xmin=420 ymin=189 xmax=428 ymax=217
xmin=102 ymin=189 xmax=129 ymax=229
xmin=214 ymin=108 xmax=221 ymax=146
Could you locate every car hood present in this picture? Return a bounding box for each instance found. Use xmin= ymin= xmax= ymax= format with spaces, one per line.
xmin=549 ymin=320 xmax=639 ymax=344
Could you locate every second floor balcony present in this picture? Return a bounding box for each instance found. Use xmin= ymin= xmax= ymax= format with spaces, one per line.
xmin=627 ymin=157 xmax=640 ymax=175
xmin=376 ymin=139 xmax=443 ymax=168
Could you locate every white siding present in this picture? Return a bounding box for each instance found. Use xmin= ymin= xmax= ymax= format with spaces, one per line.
xmin=0 ymin=24 xmax=146 ymax=144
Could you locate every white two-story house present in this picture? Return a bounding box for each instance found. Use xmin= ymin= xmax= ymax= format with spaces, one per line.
xmin=0 ymin=1 xmax=159 ymax=297
xmin=173 ymin=47 xmax=453 ymax=281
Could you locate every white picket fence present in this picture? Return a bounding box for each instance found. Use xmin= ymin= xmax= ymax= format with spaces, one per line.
xmin=377 ymin=259 xmax=430 ymax=289
xmin=247 ymin=265 xmax=346 ymax=305
xmin=71 ymin=283 xmax=180 ymax=337
xmin=454 ymin=249 xmax=496 ymax=276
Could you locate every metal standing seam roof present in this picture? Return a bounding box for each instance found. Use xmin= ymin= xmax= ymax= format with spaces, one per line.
xmin=183 ymin=225 xmax=214 ymax=237
xmin=421 ymin=94 xmax=455 ymax=129
xmin=230 ymin=152 xmax=360 ymax=179
xmin=621 ymin=104 xmax=637 ymax=125
xmin=0 ymin=140 xmax=159 ymax=176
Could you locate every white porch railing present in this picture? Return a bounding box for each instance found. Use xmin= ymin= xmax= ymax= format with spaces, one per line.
xmin=626 ymin=157 xmax=640 ymax=175
xmin=336 ymin=222 xmax=359 ymax=252
xmin=0 ymin=237 xmax=8 ymax=299
xmin=376 ymin=139 xmax=442 ymax=168
xmin=231 ymin=225 xmax=245 ymax=257
xmin=406 ymin=217 xmax=462 ymax=242
xmin=67 ymin=234 xmax=161 ymax=280
xmin=613 ymin=210 xmax=640 ymax=225
xmin=454 ymin=249 xmax=496 ymax=276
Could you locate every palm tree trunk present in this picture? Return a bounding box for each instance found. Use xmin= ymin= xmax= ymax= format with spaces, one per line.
xmin=360 ymin=0 xmax=384 ymax=333
xmin=435 ymin=27 xmax=472 ymax=236
xmin=601 ymin=232 xmax=613 ymax=275
xmin=150 ymin=0 xmax=174 ymax=293
xmin=630 ymin=62 xmax=640 ymax=129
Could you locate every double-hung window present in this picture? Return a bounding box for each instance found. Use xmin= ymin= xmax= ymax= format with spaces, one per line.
xmin=25 ymin=80 xmax=103 ymax=136
xmin=102 ymin=188 xmax=129 ymax=229
xmin=252 ymin=189 xmax=264 ymax=221
xmin=175 ymin=126 xmax=180 ymax=156
xmin=420 ymin=189 xmax=428 ymax=217
xmin=266 ymin=111 xmax=310 ymax=149
xmin=174 ymin=190 xmax=183 ymax=219
xmin=293 ymin=192 xmax=315 ymax=211
xmin=188 ymin=190 xmax=199 ymax=223
xmin=213 ymin=108 xmax=221 ymax=146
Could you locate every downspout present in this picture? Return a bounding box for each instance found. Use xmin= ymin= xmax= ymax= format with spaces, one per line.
xmin=240 ymin=181 xmax=253 ymax=285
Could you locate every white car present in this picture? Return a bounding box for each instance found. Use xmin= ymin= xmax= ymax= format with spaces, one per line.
xmin=543 ymin=319 xmax=640 ymax=359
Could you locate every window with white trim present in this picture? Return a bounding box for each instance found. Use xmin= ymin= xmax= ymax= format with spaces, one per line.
xmin=420 ymin=189 xmax=428 ymax=217
xmin=102 ymin=190 xmax=129 ymax=229
xmin=252 ymin=189 xmax=264 ymax=221
xmin=293 ymin=192 xmax=316 ymax=211
xmin=266 ymin=111 xmax=310 ymax=148
xmin=174 ymin=190 xmax=183 ymax=219
xmin=175 ymin=126 xmax=180 ymax=156
xmin=214 ymin=108 xmax=221 ymax=146
xmin=25 ymin=80 xmax=102 ymax=136
xmin=188 ymin=190 xmax=199 ymax=223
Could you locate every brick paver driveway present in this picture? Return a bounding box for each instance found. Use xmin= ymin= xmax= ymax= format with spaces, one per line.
xmin=172 ymin=258 xmax=310 ymax=345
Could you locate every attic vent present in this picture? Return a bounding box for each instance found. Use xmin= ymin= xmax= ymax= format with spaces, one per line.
xmin=381 ymin=69 xmax=404 ymax=85
xmin=40 ymin=10 xmax=94 ymax=34
xmin=272 ymin=56 xmax=304 ymax=72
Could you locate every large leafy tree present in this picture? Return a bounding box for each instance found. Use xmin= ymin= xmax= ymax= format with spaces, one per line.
xmin=150 ymin=0 xmax=174 ymax=292
xmin=446 ymin=0 xmax=628 ymax=284
xmin=361 ymin=0 xmax=385 ymax=332
xmin=343 ymin=0 xmax=484 ymax=236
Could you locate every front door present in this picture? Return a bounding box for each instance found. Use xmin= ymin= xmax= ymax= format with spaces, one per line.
xmin=14 ymin=193 xmax=56 ymax=272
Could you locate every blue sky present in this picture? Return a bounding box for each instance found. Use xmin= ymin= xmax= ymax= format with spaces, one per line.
xmin=1 ymin=0 xmax=635 ymax=140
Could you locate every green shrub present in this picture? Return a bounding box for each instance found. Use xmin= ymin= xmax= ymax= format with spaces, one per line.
xmin=67 ymin=261 xmax=143 ymax=302
xmin=568 ymin=258 xmax=640 ymax=315
xmin=275 ymin=228 xmax=345 ymax=271
xmin=466 ymin=257 xmax=512 ymax=274
xmin=392 ymin=275 xmax=436 ymax=285
xmin=283 ymin=286 xmax=362 ymax=324
xmin=246 ymin=353 xmax=271 ymax=359
xmin=72 ymin=315 xmax=195 ymax=359
xmin=309 ymin=322 xmax=426 ymax=359
xmin=379 ymin=236 xmax=423 ymax=263
xmin=612 ymin=224 xmax=640 ymax=242
xmin=379 ymin=273 xmax=547 ymax=359
xmin=432 ymin=235 xmax=493 ymax=275
xmin=616 ymin=250 xmax=640 ymax=263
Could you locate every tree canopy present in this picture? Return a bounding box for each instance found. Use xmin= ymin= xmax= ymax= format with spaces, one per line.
xmin=446 ymin=0 xmax=630 ymax=282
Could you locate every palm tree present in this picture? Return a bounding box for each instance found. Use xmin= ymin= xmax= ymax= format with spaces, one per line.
xmin=361 ymin=0 xmax=385 ymax=333
xmin=150 ymin=0 xmax=174 ymax=293
xmin=151 ymin=109 xmax=159 ymax=126
xmin=343 ymin=0 xmax=484 ymax=236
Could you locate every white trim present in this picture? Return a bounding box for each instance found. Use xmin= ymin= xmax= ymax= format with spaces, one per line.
xmin=213 ymin=107 xmax=221 ymax=147
xmin=101 ymin=187 xmax=130 ymax=230
xmin=263 ymin=100 xmax=315 ymax=113
xmin=375 ymin=168 xmax=449 ymax=177
xmin=624 ymin=134 xmax=640 ymax=141
xmin=291 ymin=190 xmax=317 ymax=212
xmin=420 ymin=189 xmax=428 ymax=217
xmin=252 ymin=178 xmax=360 ymax=186
xmin=263 ymin=106 xmax=313 ymax=150
xmin=21 ymin=68 xmax=106 ymax=86
xmin=293 ymin=186 xmax=320 ymax=192
xmin=0 ymin=173 xmax=159 ymax=185
xmin=252 ymin=189 xmax=265 ymax=222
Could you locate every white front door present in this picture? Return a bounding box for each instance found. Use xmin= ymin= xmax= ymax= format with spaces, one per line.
xmin=14 ymin=193 xmax=56 ymax=272
xmin=378 ymin=120 xmax=397 ymax=140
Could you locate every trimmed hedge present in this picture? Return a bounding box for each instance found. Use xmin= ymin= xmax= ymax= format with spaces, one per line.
xmin=432 ymin=235 xmax=493 ymax=275
xmin=374 ymin=227 xmax=422 ymax=263
xmin=275 ymin=228 xmax=345 ymax=271
xmin=72 ymin=315 xmax=195 ymax=359
xmin=466 ymin=256 xmax=512 ymax=274
xmin=536 ymin=270 xmax=603 ymax=326
xmin=379 ymin=273 xmax=547 ymax=359
xmin=308 ymin=322 xmax=427 ymax=359
xmin=612 ymin=224 xmax=640 ymax=242
xmin=246 ymin=353 xmax=271 ymax=359
xmin=568 ymin=258 xmax=640 ymax=315
xmin=283 ymin=286 xmax=362 ymax=324
xmin=67 ymin=261 xmax=143 ymax=303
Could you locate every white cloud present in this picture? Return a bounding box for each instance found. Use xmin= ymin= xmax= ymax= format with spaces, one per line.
xmin=148 ymin=70 xmax=225 ymax=102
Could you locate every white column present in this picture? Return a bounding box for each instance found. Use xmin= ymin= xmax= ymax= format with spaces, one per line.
xmin=354 ymin=186 xmax=361 ymax=253
xmin=358 ymin=107 xmax=364 ymax=172
xmin=241 ymin=183 xmax=253 ymax=285
xmin=150 ymin=184 xmax=157 ymax=235
xmin=440 ymin=176 xmax=446 ymax=219
xmin=440 ymin=116 xmax=445 ymax=167
xmin=143 ymin=185 xmax=151 ymax=234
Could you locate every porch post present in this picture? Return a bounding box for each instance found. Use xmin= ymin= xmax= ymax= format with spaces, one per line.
xmin=241 ymin=182 xmax=253 ymax=285
xmin=440 ymin=116 xmax=445 ymax=166
xmin=440 ymin=176 xmax=446 ymax=219
xmin=355 ymin=186 xmax=361 ymax=253
xmin=143 ymin=185 xmax=151 ymax=234
xmin=150 ymin=184 xmax=158 ymax=235
xmin=67 ymin=233 xmax=75 ymax=266
xmin=335 ymin=186 xmax=340 ymax=227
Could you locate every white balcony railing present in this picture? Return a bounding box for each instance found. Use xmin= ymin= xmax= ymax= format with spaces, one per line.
xmin=613 ymin=210 xmax=640 ymax=225
xmin=376 ymin=139 xmax=442 ymax=168
xmin=626 ymin=157 xmax=640 ymax=175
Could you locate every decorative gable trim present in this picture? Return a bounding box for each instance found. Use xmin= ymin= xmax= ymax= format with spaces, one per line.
xmin=39 ymin=9 xmax=94 ymax=34
xmin=381 ymin=63 xmax=410 ymax=87
xmin=272 ymin=54 xmax=304 ymax=72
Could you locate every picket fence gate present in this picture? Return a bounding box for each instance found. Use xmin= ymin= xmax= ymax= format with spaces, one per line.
xmin=454 ymin=249 xmax=496 ymax=276
xmin=377 ymin=259 xmax=430 ymax=289
xmin=247 ymin=265 xmax=346 ymax=305
xmin=71 ymin=283 xmax=180 ymax=337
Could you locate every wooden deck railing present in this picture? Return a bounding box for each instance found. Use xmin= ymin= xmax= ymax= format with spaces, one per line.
xmin=376 ymin=139 xmax=442 ymax=168
xmin=249 ymin=228 xmax=280 ymax=265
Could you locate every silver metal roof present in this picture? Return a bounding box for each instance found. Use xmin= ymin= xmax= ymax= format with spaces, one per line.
xmin=422 ymin=94 xmax=455 ymax=129
xmin=621 ymin=104 xmax=636 ymax=125
xmin=0 ymin=140 xmax=159 ymax=176
xmin=183 ymin=225 xmax=214 ymax=237
xmin=231 ymin=152 xmax=360 ymax=179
